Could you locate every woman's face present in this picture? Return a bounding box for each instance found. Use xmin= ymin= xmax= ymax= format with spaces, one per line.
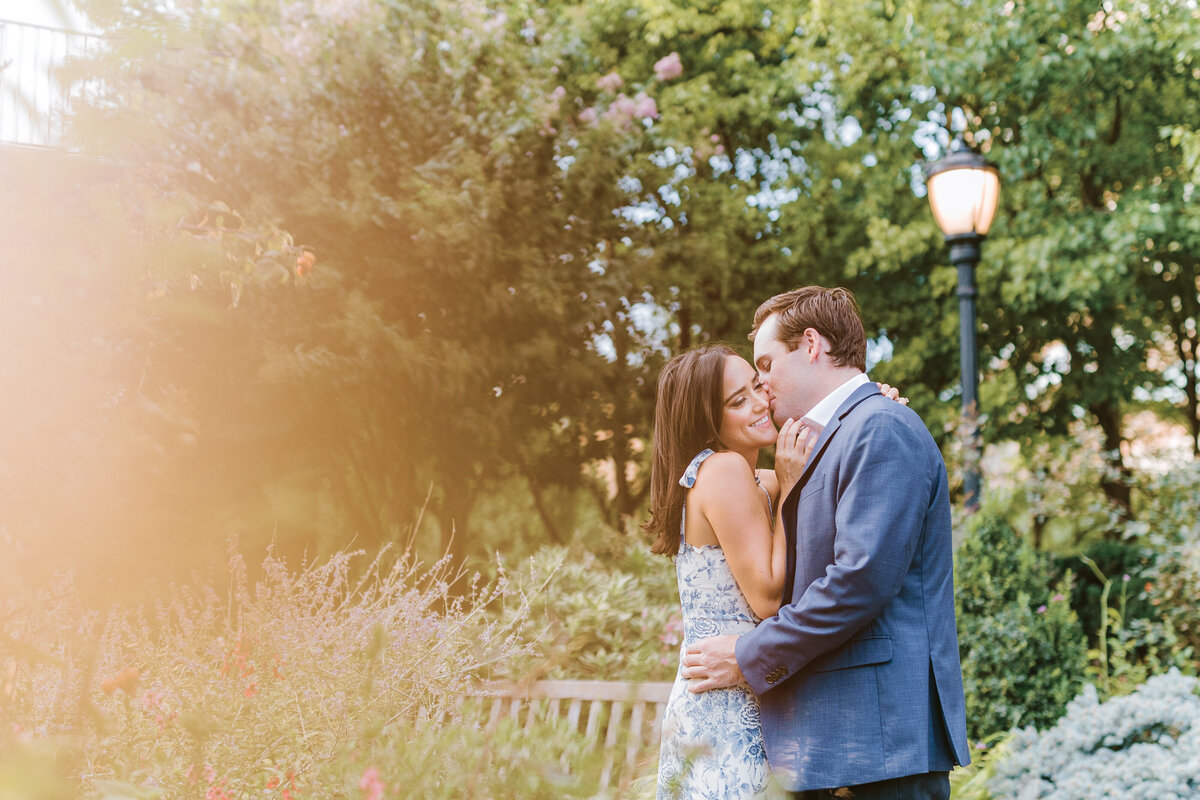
xmin=717 ymin=355 xmax=776 ymax=453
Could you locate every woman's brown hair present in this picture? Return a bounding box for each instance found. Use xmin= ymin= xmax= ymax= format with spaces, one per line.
xmin=643 ymin=343 xmax=738 ymax=556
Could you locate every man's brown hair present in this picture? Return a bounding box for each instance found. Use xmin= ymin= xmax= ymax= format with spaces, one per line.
xmin=750 ymin=286 xmax=867 ymax=371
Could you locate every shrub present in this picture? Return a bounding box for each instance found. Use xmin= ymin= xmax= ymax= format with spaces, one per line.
xmin=1130 ymin=462 xmax=1200 ymax=664
xmin=955 ymin=510 xmax=1089 ymax=741
xmin=492 ymin=534 xmax=679 ymax=682
xmin=989 ymin=670 xmax=1200 ymax=800
xmin=0 ymin=542 xmax=556 ymax=798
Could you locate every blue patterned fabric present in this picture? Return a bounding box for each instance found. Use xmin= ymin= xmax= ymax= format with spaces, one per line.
xmin=656 ymin=450 xmax=771 ymax=799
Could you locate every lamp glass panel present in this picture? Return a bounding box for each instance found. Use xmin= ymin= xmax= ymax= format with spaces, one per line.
xmin=927 ymin=167 xmax=999 ymax=237
xmin=973 ymin=169 xmax=1001 ymax=235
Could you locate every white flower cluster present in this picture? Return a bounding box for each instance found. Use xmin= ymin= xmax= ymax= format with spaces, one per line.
xmin=990 ymin=670 xmax=1200 ymax=800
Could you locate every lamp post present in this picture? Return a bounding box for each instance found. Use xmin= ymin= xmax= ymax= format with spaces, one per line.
xmin=924 ymin=138 xmax=1000 ymax=510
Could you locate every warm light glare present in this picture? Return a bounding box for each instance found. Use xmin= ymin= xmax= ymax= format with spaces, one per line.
xmin=926 ymin=165 xmax=1001 ymax=237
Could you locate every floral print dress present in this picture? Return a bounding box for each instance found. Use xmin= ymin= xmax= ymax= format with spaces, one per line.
xmin=656 ymin=449 xmax=772 ymax=800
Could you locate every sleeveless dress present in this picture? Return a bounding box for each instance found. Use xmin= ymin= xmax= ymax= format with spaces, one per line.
xmin=655 ymin=449 xmax=772 ymax=799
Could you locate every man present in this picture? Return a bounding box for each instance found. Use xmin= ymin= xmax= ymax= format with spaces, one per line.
xmin=681 ymin=286 xmax=970 ymax=799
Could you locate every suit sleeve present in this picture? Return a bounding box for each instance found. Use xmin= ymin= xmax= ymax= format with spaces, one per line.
xmin=735 ymin=407 xmax=933 ymax=695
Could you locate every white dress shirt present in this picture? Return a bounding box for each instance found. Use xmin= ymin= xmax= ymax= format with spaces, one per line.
xmin=800 ymin=373 xmax=872 ymax=434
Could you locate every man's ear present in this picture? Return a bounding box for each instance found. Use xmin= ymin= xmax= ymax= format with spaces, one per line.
xmin=803 ymin=328 xmax=822 ymax=362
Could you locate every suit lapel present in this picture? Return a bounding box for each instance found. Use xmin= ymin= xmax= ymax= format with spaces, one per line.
xmin=787 ymin=382 xmax=882 ymax=500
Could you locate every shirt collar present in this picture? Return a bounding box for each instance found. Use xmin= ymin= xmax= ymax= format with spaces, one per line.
xmin=800 ymin=372 xmax=871 ymax=433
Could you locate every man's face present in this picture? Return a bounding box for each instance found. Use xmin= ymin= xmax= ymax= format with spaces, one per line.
xmin=753 ymin=314 xmax=817 ymax=426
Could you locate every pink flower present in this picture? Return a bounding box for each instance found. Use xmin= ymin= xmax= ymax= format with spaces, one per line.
xmin=359 ymin=767 xmax=385 ymax=800
xmin=1036 ymin=605 xmax=1047 ymax=614
xmin=596 ymin=71 xmax=624 ymax=93
xmin=633 ymin=92 xmax=658 ymax=119
xmin=578 ymin=107 xmax=598 ymax=125
xmin=604 ymin=94 xmax=637 ymax=126
xmin=653 ymin=51 xmax=683 ymax=81
xmin=551 ymin=85 xmax=566 ymax=102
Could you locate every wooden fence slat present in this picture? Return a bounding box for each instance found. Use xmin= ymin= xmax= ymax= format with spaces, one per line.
xmin=566 ymin=698 xmax=583 ymax=729
xmin=486 ymin=696 xmax=504 ymax=729
xmin=598 ymin=701 xmax=625 ymax=789
xmin=523 ymin=697 xmax=541 ymax=730
xmin=584 ymin=699 xmax=604 ymax=740
xmin=624 ymin=701 xmax=647 ymax=776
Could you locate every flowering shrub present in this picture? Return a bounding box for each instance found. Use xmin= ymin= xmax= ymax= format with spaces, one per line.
xmin=0 ymin=542 xmax=573 ymax=798
xmin=990 ymin=670 xmax=1200 ymax=799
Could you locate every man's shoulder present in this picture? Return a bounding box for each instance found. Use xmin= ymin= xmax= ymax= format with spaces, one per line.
xmin=842 ymin=395 xmax=936 ymax=448
xmin=846 ymin=391 xmax=921 ymax=424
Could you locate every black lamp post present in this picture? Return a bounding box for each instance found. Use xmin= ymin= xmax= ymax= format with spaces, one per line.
xmin=924 ymin=139 xmax=1000 ymax=510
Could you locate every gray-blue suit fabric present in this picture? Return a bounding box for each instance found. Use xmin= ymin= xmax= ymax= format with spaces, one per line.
xmin=734 ymin=383 xmax=971 ymax=792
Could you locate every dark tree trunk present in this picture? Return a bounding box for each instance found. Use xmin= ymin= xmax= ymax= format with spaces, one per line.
xmin=526 ymin=474 xmax=565 ymax=545
xmin=1088 ymin=400 xmax=1133 ymax=523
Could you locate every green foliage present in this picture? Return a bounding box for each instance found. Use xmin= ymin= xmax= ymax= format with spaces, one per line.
xmin=948 ymin=732 xmax=1010 ymax=800
xmin=315 ymin=717 xmax=607 ymax=800
xmin=0 ymin=542 xmax=560 ymax=798
xmin=955 ymin=511 xmax=1088 ymax=740
xmin=6 ymin=0 xmax=1197 ymax=603
xmin=1129 ymin=463 xmax=1200 ymax=662
xmin=492 ymin=533 xmax=679 ymax=682
xmin=916 ymin=0 xmax=1200 ymax=509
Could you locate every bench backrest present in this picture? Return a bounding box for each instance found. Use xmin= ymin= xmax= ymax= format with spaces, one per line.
xmin=468 ymin=679 xmax=674 ymax=794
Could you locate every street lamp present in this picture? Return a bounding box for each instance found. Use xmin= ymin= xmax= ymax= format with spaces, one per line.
xmin=925 ymin=138 xmax=1000 ymax=510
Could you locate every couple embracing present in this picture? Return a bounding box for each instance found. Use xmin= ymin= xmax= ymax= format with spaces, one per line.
xmin=647 ymin=286 xmax=971 ymax=800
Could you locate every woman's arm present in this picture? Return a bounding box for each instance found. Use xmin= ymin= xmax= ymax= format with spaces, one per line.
xmin=692 ymin=453 xmax=785 ymax=620
xmin=693 ymin=432 xmax=814 ymax=620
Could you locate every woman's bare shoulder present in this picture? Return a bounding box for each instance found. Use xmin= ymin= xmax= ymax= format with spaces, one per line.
xmin=691 ymin=451 xmax=757 ymax=498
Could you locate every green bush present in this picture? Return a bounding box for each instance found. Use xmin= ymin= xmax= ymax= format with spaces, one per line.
xmin=956 ymin=511 xmax=1089 ymax=741
xmin=492 ymin=533 xmax=680 ymax=682
xmin=1129 ymin=463 xmax=1200 ymax=664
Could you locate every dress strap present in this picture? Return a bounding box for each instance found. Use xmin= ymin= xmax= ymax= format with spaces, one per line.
xmin=679 ymin=449 xmax=716 ymax=489
xmin=678 ymin=449 xmax=715 ymax=549
xmin=755 ymin=473 xmax=774 ymax=520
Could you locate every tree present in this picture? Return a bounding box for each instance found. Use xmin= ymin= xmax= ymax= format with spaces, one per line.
xmin=912 ymin=0 xmax=1200 ymax=514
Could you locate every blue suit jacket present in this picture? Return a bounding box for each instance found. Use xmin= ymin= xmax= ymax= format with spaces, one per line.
xmin=734 ymin=383 xmax=971 ymax=791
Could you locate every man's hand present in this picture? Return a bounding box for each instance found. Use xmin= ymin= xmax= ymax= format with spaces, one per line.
xmin=681 ymin=634 xmax=744 ymax=692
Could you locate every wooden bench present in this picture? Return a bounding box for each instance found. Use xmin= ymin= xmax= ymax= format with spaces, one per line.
xmin=468 ymin=679 xmax=674 ymax=794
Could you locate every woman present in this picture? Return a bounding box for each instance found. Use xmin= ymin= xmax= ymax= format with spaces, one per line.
xmin=647 ymin=343 xmax=900 ymax=799
xmin=646 ymin=343 xmax=809 ymax=799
